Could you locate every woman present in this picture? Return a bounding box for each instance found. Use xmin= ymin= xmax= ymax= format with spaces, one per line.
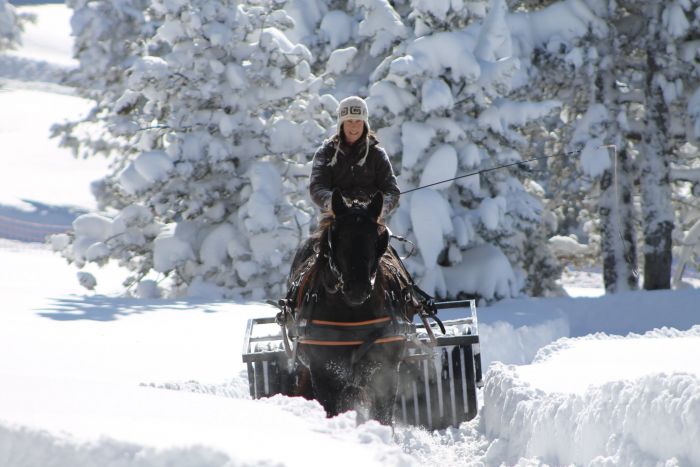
xmin=310 ymin=96 xmax=400 ymax=217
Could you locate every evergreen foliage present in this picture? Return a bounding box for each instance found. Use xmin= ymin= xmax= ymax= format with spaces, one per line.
xmin=368 ymin=0 xmax=561 ymax=299
xmin=53 ymin=0 xmax=700 ymax=299
xmin=0 ymin=0 xmax=33 ymax=51
xmin=54 ymin=0 xmax=331 ymax=298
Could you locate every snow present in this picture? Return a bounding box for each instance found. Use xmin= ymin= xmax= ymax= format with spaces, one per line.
xmin=421 ymin=78 xmax=454 ymax=113
xmin=419 ymin=145 xmax=458 ymax=190
xmin=478 ymin=196 xmax=506 ymax=230
xmin=478 ymin=99 xmax=560 ymax=135
xmin=152 ymin=226 xmax=195 ymax=273
xmin=664 ymin=2 xmax=691 ymax=38
xmin=1 ymin=4 xmax=700 ymax=467
xmin=390 ymin=31 xmax=480 ymax=82
xmin=367 ymin=80 xmax=418 ymax=117
xmin=507 ymin=0 xmax=608 ymax=59
xmin=483 ymin=328 xmax=700 ymax=466
xmin=520 ymin=328 xmax=700 ymax=394
xmin=356 ymin=0 xmax=407 ymax=56
xmin=443 ymin=243 xmax=518 ymax=300
xmin=326 ymin=46 xmax=358 ymax=74
xmin=3 ymin=4 xmax=76 ymax=68
xmin=580 ymin=138 xmax=611 ymax=178
xmin=548 ymin=234 xmax=591 ymax=258
xmin=0 ymin=87 xmax=108 ymax=210
xmin=400 ymin=121 xmax=435 ymax=169
xmin=410 ymin=189 xmax=453 ymax=267
xmin=474 ymin=0 xmax=511 ymax=62
xmin=320 ymin=10 xmax=354 ymax=50
xmin=199 ymin=222 xmax=236 ymax=269
xmin=283 ymin=0 xmax=324 ymax=45
xmin=133 ymin=150 xmax=174 ymax=183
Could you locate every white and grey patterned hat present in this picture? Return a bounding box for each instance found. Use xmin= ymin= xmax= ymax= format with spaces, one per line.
xmin=332 ymin=96 xmax=370 ymax=166
xmin=337 ymin=95 xmax=369 ymax=130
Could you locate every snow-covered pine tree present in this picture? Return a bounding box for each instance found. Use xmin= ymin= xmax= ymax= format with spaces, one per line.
xmin=368 ymin=0 xmax=561 ymax=300
xmin=633 ymin=0 xmax=700 ymax=290
xmin=0 ymin=0 xmax=33 ymax=51
xmin=573 ymin=9 xmax=639 ymax=293
xmin=506 ymin=0 xmax=607 ymax=265
xmin=283 ymin=0 xmax=408 ymax=95
xmin=409 ymin=0 xmax=488 ymax=36
xmin=51 ymin=0 xmax=157 ymax=164
xmin=53 ymin=0 xmax=333 ymax=299
xmin=520 ymin=0 xmax=700 ymax=291
xmin=507 ymin=0 xmax=644 ymax=293
xmin=552 ymin=1 xmax=698 ymax=290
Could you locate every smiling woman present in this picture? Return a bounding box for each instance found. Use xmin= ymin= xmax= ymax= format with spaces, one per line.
xmin=309 ymin=96 xmax=400 ymax=217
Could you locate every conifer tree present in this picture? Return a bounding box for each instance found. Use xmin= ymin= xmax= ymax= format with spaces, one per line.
xmin=0 ymin=0 xmax=33 ymax=51
xmin=283 ymin=0 xmax=407 ymax=93
xmin=53 ymin=0 xmax=332 ymax=299
xmin=368 ymin=0 xmax=561 ymax=299
xmin=515 ymin=0 xmax=700 ymax=292
xmin=51 ymin=0 xmax=157 ymax=164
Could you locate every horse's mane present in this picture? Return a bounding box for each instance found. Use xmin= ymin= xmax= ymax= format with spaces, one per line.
xmin=310 ymin=210 xmax=335 ymax=241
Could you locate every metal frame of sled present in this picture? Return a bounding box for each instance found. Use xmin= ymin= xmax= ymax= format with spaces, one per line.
xmin=241 ymin=299 xmax=483 ymax=430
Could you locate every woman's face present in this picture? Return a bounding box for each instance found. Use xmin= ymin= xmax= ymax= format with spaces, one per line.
xmin=342 ymin=119 xmax=364 ymax=144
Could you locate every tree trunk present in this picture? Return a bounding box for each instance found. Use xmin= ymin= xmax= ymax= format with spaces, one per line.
xmin=639 ymin=4 xmax=673 ymax=290
xmin=595 ymin=35 xmax=638 ymax=294
xmin=599 ymin=146 xmax=638 ymax=293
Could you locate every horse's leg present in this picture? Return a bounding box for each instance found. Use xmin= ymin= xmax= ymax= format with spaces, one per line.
xmin=291 ymin=362 xmax=314 ymax=400
xmin=308 ymin=355 xmax=351 ymax=417
xmin=363 ymin=345 xmax=404 ymax=425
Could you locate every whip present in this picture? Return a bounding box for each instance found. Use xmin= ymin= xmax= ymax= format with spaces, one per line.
xmin=400 ymin=149 xmax=584 ymax=195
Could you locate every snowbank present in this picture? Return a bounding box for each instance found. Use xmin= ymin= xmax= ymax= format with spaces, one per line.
xmin=0 ymin=389 xmax=415 ymax=467
xmin=481 ymin=327 xmax=700 ymax=466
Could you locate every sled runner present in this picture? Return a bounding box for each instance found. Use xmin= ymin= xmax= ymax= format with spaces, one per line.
xmin=242 ymin=299 xmax=483 ymax=430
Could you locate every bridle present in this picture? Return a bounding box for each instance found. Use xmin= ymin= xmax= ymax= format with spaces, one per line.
xmin=324 ymin=210 xmax=381 ymax=296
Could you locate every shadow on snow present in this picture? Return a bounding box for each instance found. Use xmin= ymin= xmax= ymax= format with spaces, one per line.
xmin=37 ymin=296 xmax=235 ymax=322
xmin=0 ymin=200 xmax=84 ymax=243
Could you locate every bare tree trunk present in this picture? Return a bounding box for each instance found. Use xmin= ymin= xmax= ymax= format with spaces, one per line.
xmin=600 ymin=146 xmax=638 ymax=292
xmin=595 ymin=40 xmax=638 ymax=293
xmin=639 ymin=4 xmax=673 ymax=290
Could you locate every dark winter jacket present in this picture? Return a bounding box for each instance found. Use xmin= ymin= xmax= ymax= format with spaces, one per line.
xmin=309 ymin=135 xmax=400 ymax=215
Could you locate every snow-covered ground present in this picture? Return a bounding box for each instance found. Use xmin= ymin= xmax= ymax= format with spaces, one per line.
xmin=1 ymin=5 xmax=699 ymax=466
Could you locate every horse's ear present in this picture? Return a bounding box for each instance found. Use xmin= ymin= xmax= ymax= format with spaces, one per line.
xmin=331 ymin=189 xmax=347 ymax=216
xmin=368 ymin=191 xmax=384 ymax=220
xmin=377 ymin=228 xmax=389 ymax=258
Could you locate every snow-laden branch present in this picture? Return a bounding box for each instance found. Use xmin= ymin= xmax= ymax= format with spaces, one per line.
xmin=671 ymin=167 xmax=700 ymax=184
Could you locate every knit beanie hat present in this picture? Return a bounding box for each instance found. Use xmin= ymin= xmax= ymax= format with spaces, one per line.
xmin=331 ymin=96 xmax=370 ymax=167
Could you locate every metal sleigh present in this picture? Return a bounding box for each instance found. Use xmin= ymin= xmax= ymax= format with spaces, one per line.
xmin=242 ymin=299 xmax=483 ymax=430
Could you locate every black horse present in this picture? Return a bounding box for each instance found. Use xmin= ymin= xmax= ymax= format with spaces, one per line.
xmin=284 ymin=189 xmax=418 ymax=424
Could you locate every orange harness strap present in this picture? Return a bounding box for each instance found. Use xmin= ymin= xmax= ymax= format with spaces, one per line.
xmin=310 ymin=317 xmax=391 ymax=327
xmin=298 ymin=335 xmax=406 ymax=346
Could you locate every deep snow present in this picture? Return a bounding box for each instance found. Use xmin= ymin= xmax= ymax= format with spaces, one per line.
xmin=1 ymin=4 xmax=699 ymax=467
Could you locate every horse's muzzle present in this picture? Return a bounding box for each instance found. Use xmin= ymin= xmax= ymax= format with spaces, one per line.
xmin=343 ymin=282 xmax=372 ymax=306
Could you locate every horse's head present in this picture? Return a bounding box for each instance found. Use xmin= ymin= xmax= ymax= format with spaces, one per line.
xmin=324 ymin=189 xmax=389 ymax=306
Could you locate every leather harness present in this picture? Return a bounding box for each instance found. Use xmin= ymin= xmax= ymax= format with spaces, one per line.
xmin=275 ymin=213 xmax=445 ymax=361
xmin=275 ymin=252 xmax=418 ymax=364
